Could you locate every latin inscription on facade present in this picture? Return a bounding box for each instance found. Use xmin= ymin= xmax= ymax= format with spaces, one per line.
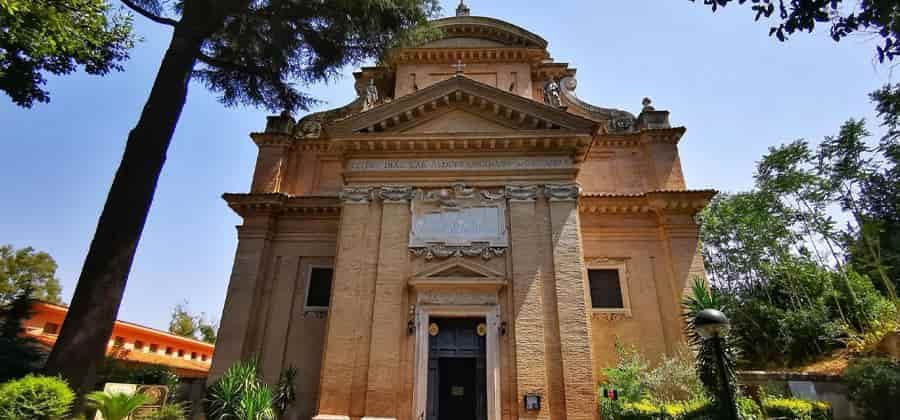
xmin=347 ymin=157 xmax=573 ymax=172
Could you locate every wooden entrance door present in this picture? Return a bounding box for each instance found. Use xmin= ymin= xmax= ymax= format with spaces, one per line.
xmin=426 ymin=318 xmax=486 ymax=420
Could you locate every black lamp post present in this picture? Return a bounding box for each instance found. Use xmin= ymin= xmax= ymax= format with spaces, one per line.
xmin=694 ymin=309 xmax=738 ymax=420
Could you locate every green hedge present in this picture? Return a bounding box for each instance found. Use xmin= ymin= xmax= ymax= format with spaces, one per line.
xmin=0 ymin=375 xmax=74 ymax=419
xmin=603 ymin=397 xmax=830 ymax=420
xmin=761 ymin=398 xmax=832 ymax=420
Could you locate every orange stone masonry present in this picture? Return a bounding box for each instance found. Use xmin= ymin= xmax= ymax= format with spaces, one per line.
xmin=212 ymin=7 xmax=714 ymax=420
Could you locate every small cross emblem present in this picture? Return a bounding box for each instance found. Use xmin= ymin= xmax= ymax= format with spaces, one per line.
xmin=451 ymin=59 xmax=466 ymax=75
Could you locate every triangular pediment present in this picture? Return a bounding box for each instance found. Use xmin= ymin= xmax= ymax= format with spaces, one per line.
xmin=398 ymin=107 xmax=519 ymax=134
xmin=329 ymin=76 xmax=597 ymax=136
xmin=409 ymin=259 xmax=506 ymax=291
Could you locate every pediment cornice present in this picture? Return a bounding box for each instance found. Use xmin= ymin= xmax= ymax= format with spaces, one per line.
xmin=328 ymin=76 xmax=598 ymax=137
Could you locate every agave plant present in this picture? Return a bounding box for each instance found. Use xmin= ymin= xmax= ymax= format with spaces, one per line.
xmin=273 ymin=365 xmax=297 ymax=417
xmin=85 ymin=391 xmax=148 ymax=420
xmin=206 ymin=358 xmax=281 ymax=420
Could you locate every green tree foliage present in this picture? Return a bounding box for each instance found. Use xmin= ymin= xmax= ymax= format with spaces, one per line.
xmin=0 ymin=0 xmax=133 ymax=107
xmin=689 ymin=0 xmax=900 ymax=61
xmin=843 ymin=357 xmax=900 ymax=418
xmin=697 ymin=112 xmax=899 ymax=368
xmin=0 ymin=287 xmax=45 ymax=382
xmin=0 ymin=245 xmax=62 ymax=305
xmin=45 ymin=0 xmax=439 ymax=398
xmin=0 ymin=374 xmax=75 ymax=419
xmin=85 ymin=390 xmax=148 ymax=420
xmin=168 ymin=300 xmax=217 ymax=344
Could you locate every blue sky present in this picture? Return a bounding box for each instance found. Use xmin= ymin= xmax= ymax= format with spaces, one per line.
xmin=0 ymin=0 xmax=891 ymax=331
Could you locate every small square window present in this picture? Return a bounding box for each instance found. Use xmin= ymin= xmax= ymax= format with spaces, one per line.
xmin=305 ymin=267 xmax=334 ymax=310
xmin=43 ymin=322 xmax=59 ymax=335
xmin=114 ymin=336 xmax=124 ymax=346
xmin=134 ymin=340 xmax=144 ymax=351
xmin=201 ymin=354 xmax=208 ymax=362
xmin=149 ymin=344 xmax=158 ymax=353
xmin=178 ymin=349 xmax=185 ymax=357
xmin=165 ymin=347 xmax=173 ymax=356
xmin=191 ymin=352 xmax=197 ymax=360
xmin=588 ymin=269 xmax=624 ymax=309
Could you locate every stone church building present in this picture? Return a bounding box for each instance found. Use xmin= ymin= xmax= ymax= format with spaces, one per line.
xmin=210 ymin=4 xmax=713 ymax=420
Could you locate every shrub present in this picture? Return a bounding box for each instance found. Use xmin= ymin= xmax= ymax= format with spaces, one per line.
xmin=646 ymin=347 xmax=705 ymax=403
xmin=142 ymin=402 xmax=187 ymax=420
xmin=86 ymin=391 xmax=148 ymax=420
xmin=761 ymin=398 xmax=832 ymax=420
xmin=0 ymin=374 xmax=74 ymax=419
xmin=607 ymin=397 xmax=762 ymax=420
xmin=843 ymin=357 xmax=900 ymax=419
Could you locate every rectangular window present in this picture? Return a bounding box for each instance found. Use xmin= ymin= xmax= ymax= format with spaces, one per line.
xmin=114 ymin=336 xmax=124 ymax=346
xmin=149 ymin=344 xmax=158 ymax=353
xmin=134 ymin=340 xmax=144 ymax=351
xmin=201 ymin=354 xmax=208 ymax=362
xmin=191 ymin=352 xmax=197 ymax=360
xmin=178 ymin=349 xmax=185 ymax=357
xmin=305 ymin=266 xmax=334 ymax=310
xmin=165 ymin=347 xmax=173 ymax=356
xmin=43 ymin=322 xmax=59 ymax=335
xmin=588 ymin=269 xmax=624 ymax=309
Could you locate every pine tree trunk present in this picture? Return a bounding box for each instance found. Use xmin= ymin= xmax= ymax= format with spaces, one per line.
xmin=42 ymin=23 xmax=206 ymax=401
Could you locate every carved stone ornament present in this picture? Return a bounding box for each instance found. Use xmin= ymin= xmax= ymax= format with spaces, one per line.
xmin=505 ymin=185 xmax=538 ymax=201
xmin=544 ymin=183 xmax=580 ymax=201
xmin=379 ymin=185 xmax=413 ymax=203
xmin=592 ymin=312 xmax=628 ymax=322
xmin=339 ymin=187 xmax=372 ymax=204
xmin=296 ymin=118 xmax=322 ymax=138
xmin=409 ymin=244 xmax=506 ymax=261
xmin=543 ymin=78 xmax=562 ymax=107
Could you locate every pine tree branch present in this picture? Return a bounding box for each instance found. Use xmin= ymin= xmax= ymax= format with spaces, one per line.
xmin=120 ymin=0 xmax=178 ymax=27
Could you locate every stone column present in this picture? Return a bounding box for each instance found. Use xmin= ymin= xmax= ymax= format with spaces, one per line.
xmin=316 ymin=187 xmax=382 ymax=420
xmin=209 ymin=214 xmax=276 ymax=382
xmin=546 ymin=184 xmax=597 ymax=420
xmin=364 ymin=186 xmax=413 ymax=420
xmin=507 ymin=185 xmax=550 ymax=420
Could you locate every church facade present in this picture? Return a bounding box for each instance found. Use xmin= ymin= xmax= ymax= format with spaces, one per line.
xmin=210 ymin=6 xmax=713 ymax=420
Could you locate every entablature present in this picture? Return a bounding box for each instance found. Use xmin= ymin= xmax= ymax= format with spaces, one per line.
xmin=223 ymin=193 xmax=341 ymax=218
xmin=579 ymin=190 xmax=716 ymax=216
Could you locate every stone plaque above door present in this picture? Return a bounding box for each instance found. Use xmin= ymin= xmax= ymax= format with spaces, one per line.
xmin=409 ymin=184 xmax=507 ymax=260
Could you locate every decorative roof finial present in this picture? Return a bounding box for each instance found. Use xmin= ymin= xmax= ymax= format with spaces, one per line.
xmin=641 ymin=97 xmax=654 ymax=112
xmin=456 ymin=0 xmax=470 ymax=16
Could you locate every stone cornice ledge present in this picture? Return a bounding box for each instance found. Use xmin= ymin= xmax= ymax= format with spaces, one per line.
xmin=222 ymin=193 xmax=341 ymax=217
xmin=593 ymin=127 xmax=686 ymax=148
xmin=580 ymin=189 xmax=717 ymax=215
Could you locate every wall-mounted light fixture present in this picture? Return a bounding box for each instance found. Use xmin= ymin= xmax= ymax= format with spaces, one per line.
xmin=523 ymin=393 xmax=541 ymax=410
xmin=407 ymin=304 xmax=416 ymax=335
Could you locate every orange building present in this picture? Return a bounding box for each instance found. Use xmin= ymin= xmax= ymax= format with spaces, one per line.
xmin=23 ymin=301 xmax=215 ymax=379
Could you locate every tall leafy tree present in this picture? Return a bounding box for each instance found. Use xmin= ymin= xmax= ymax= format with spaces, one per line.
xmin=168 ymin=301 xmax=198 ymax=339
xmin=44 ymin=4 xmax=439 ymax=397
xmin=0 ymin=0 xmax=134 ymax=107
xmin=690 ymin=0 xmax=900 ymax=61
xmin=0 ymin=245 xmax=62 ymax=305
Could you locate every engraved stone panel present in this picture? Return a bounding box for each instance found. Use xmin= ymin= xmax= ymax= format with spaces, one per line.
xmin=409 ymin=184 xmax=508 ymax=259
xmin=347 ymin=157 xmax=573 ymax=172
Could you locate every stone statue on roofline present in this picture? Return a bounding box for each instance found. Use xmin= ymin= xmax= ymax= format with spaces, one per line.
xmin=543 ymin=78 xmax=562 ymax=107
xmin=363 ymin=79 xmax=379 ymax=111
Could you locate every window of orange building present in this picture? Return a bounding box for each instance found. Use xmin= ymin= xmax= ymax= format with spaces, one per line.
xmin=43 ymin=322 xmax=59 ymax=334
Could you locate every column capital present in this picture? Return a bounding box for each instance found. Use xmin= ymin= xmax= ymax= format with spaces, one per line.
xmin=505 ymin=184 xmax=539 ymax=202
xmin=378 ymin=185 xmax=414 ymax=203
xmin=544 ymin=183 xmax=580 ymax=202
xmin=340 ymin=187 xmax=373 ymax=204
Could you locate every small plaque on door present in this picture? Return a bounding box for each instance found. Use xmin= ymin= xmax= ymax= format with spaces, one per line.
xmin=451 ymin=386 xmax=465 ymax=396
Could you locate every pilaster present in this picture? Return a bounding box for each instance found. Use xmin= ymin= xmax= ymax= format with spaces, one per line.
xmin=507 ymin=185 xmax=550 ymax=420
xmin=546 ymin=184 xmax=597 ymax=420
xmin=365 ymin=186 xmax=414 ymax=419
xmin=317 ymin=188 xmax=382 ymax=418
xmin=653 ymin=210 xmax=703 ymax=353
xmin=209 ymin=215 xmax=276 ymax=382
